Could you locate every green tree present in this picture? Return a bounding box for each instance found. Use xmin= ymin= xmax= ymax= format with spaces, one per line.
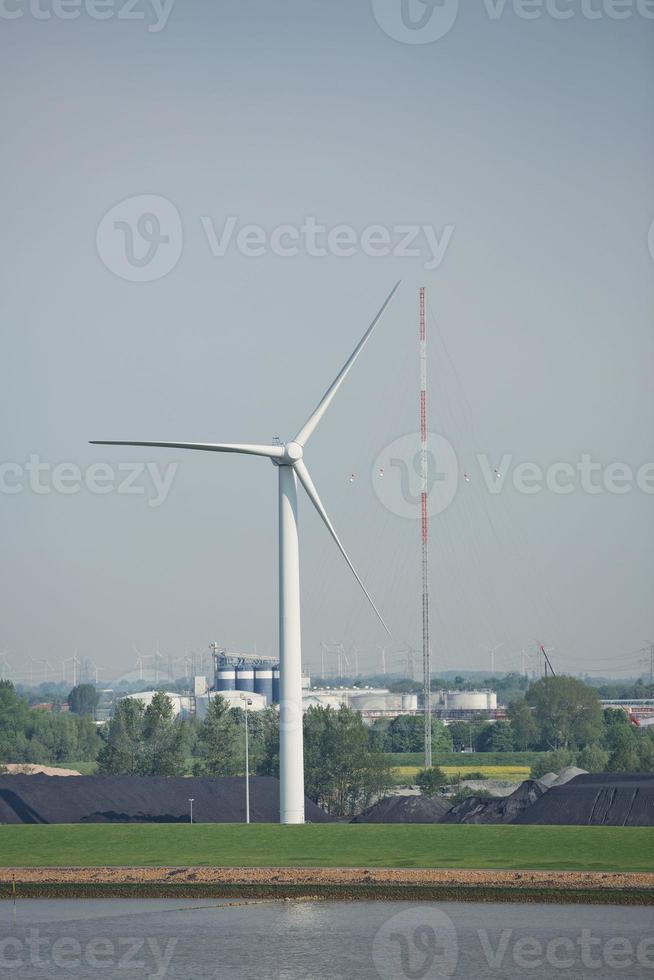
xmin=249 ymin=707 xmax=280 ymax=776
xmin=140 ymin=692 xmax=187 ymax=777
xmin=193 ymin=695 xmax=241 ymax=777
xmin=0 ymin=681 xmax=30 ymax=759
xmin=303 ymin=706 xmax=392 ymax=816
xmin=606 ymin=727 xmax=640 ymax=772
xmin=97 ymin=698 xmax=146 ymax=775
xmin=476 ymin=720 xmax=514 ymax=753
xmin=67 ymin=684 xmax=100 ymax=718
xmin=506 ymin=698 xmax=539 ymax=750
xmin=448 ymin=721 xmax=473 ymax=752
xmin=416 ymin=766 xmax=448 ymax=796
xmin=577 ymin=744 xmax=609 ymax=773
xmin=526 ymin=676 xmax=602 ymax=750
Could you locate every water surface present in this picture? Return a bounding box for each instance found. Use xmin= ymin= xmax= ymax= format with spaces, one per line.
xmin=1 ymin=898 xmax=651 ymax=979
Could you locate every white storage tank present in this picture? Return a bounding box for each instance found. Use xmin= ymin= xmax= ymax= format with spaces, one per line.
xmin=401 ymin=694 xmax=418 ymax=711
xmin=446 ymin=690 xmax=495 ymax=711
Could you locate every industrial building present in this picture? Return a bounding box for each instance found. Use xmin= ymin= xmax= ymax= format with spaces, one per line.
xmin=114 ymin=646 xmax=501 ymax=725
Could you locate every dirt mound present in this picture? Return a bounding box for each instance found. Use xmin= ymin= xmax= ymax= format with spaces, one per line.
xmin=352 ymin=794 xmax=451 ymax=823
xmin=0 ymin=775 xmax=333 ymax=824
xmin=2 ymin=764 xmax=82 ymax=777
xmin=514 ymin=773 xmax=654 ymax=826
xmin=441 ymin=780 xmax=546 ymax=825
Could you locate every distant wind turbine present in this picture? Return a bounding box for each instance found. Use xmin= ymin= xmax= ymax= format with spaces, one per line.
xmin=91 ymin=281 xmax=400 ymax=824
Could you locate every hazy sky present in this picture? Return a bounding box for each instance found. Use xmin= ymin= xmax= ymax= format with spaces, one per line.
xmin=1 ymin=0 xmax=653 ymax=684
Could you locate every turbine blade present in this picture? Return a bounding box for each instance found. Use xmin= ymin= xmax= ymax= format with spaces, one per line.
xmin=294 ymin=280 xmax=401 ymax=446
xmin=89 ymin=441 xmax=285 ymax=459
xmin=294 ymin=459 xmax=391 ymax=636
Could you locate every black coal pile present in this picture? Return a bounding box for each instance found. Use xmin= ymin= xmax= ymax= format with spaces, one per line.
xmin=0 ymin=774 xmax=333 ymax=824
xmin=441 ymin=780 xmax=546 ymax=825
xmin=351 ymin=794 xmax=452 ymax=824
xmin=514 ymin=773 xmax=654 ymax=826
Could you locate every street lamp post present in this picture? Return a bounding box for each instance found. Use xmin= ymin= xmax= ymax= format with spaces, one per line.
xmin=188 ymin=798 xmax=194 ymax=824
xmin=240 ymin=695 xmax=252 ymax=824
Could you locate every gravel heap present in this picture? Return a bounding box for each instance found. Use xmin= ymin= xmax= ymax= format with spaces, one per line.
xmin=441 ymin=779 xmax=546 ymax=825
xmin=0 ymin=774 xmax=333 ymax=824
xmin=352 ymin=794 xmax=452 ymax=823
xmin=513 ymin=773 xmax=654 ymax=826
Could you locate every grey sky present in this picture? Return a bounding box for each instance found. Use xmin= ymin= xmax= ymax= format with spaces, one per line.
xmin=1 ymin=0 xmax=652 ymax=683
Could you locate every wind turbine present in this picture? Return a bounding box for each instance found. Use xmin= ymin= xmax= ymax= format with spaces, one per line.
xmin=91 ymin=281 xmax=400 ymax=824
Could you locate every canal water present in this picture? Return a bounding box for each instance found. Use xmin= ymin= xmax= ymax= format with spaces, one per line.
xmin=0 ymin=898 xmax=652 ymax=979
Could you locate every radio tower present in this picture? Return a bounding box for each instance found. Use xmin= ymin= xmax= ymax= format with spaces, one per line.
xmin=420 ymin=287 xmax=432 ymax=768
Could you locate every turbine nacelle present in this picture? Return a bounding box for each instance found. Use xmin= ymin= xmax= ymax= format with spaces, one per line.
xmin=275 ymin=441 xmax=304 ymax=466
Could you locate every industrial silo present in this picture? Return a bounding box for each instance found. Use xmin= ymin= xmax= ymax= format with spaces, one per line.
xmin=235 ymin=667 xmax=255 ymax=693
xmin=254 ymin=668 xmax=274 ymax=705
xmin=215 ymin=666 xmax=236 ymax=693
xmin=272 ymin=666 xmax=280 ymax=704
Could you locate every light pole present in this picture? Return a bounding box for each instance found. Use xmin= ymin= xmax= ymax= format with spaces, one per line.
xmin=240 ymin=695 xmax=252 ymax=824
xmin=188 ymin=798 xmax=194 ymax=824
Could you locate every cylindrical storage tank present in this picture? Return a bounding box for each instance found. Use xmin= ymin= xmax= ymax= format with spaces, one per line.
xmin=235 ymin=668 xmax=255 ymax=693
xmin=272 ymin=667 xmax=280 ymax=704
xmin=215 ymin=667 xmax=236 ymax=692
xmin=446 ymin=691 xmax=490 ymax=711
xmin=401 ymin=694 xmax=418 ymax=711
xmin=254 ymin=669 xmax=273 ymax=705
xmin=486 ymin=692 xmax=498 ymax=710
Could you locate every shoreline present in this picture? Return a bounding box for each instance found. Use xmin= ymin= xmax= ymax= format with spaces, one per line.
xmin=2 ymin=867 xmax=653 ymax=905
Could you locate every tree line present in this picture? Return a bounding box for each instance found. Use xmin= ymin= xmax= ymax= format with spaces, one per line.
xmin=0 ymin=681 xmax=100 ymax=766
xmin=98 ymin=695 xmax=392 ymax=817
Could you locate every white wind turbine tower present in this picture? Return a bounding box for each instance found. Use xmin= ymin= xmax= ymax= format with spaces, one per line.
xmin=91 ymin=282 xmax=400 ymax=824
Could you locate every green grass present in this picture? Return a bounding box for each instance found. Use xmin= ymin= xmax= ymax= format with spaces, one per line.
xmin=0 ymin=824 xmax=651 ymax=872
xmin=387 ymin=752 xmax=546 ymax=768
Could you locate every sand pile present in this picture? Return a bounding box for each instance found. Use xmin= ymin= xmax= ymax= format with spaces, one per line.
xmin=2 ymin=764 xmax=82 ymax=777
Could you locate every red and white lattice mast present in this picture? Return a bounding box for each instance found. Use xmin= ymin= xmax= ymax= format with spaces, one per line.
xmin=419 ymin=287 xmax=432 ymax=768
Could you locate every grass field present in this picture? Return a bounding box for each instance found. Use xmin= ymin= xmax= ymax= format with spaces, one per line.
xmin=0 ymin=824 xmax=651 ymax=872
xmin=392 ymin=765 xmax=531 ymax=783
